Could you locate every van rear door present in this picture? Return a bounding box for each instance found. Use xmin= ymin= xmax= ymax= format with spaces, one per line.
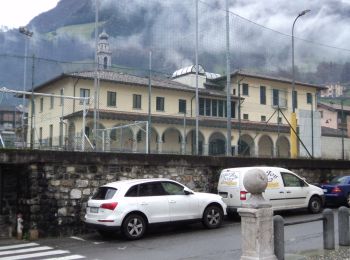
xmin=218 ymin=169 xmax=241 ymax=207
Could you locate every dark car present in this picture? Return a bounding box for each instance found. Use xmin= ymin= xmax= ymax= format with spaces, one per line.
xmin=321 ymin=176 xmax=350 ymax=207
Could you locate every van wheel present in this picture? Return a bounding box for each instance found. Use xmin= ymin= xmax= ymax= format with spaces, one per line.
xmin=122 ymin=214 xmax=146 ymax=240
xmin=308 ymin=196 xmax=322 ymax=214
xmin=202 ymin=205 xmax=223 ymax=229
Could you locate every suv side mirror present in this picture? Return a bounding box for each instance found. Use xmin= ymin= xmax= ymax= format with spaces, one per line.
xmin=184 ymin=188 xmax=193 ymax=195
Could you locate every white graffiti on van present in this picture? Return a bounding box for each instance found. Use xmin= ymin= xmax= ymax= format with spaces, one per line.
xmin=266 ymin=170 xmax=280 ymax=189
xmin=220 ymin=171 xmax=239 ymax=186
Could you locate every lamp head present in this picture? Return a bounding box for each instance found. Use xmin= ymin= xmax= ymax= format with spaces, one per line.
xmin=299 ymin=9 xmax=311 ymax=16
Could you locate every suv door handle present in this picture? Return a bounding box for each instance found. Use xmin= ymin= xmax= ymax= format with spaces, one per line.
xmin=279 ymin=191 xmax=284 ymax=193
xmin=286 ymin=191 xmax=291 ymax=194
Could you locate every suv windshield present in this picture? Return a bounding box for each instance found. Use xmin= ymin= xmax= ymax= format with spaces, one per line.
xmin=92 ymin=187 xmax=117 ymax=200
xmin=329 ymin=176 xmax=348 ymax=185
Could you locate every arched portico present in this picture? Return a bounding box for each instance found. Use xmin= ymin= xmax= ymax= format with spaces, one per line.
xmin=238 ymin=134 xmax=255 ymax=156
xmin=185 ymin=129 xmax=205 ymax=155
xmin=162 ymin=127 xmax=182 ymax=154
xmin=208 ymin=132 xmax=226 ymax=156
xmin=276 ymin=135 xmax=290 ymax=158
xmin=258 ymin=135 xmax=274 ymax=157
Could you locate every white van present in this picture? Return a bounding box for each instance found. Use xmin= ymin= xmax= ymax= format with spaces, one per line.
xmin=218 ymin=166 xmax=324 ymax=216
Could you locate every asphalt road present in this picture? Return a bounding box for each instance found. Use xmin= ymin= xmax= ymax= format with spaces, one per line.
xmin=0 ymin=208 xmax=345 ymax=260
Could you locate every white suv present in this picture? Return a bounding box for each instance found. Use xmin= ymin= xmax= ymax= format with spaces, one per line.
xmin=84 ymin=178 xmax=226 ymax=240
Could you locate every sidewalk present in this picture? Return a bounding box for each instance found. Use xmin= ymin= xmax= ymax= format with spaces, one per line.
xmin=286 ymin=246 xmax=350 ymax=260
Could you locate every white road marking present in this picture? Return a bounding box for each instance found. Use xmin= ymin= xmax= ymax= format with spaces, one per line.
xmin=70 ymin=236 xmax=86 ymax=241
xmin=0 ymin=249 xmax=69 ymax=260
xmin=41 ymin=255 xmax=86 ymax=260
xmin=0 ymin=243 xmax=39 ymax=251
xmin=0 ymin=246 xmax=52 ymax=256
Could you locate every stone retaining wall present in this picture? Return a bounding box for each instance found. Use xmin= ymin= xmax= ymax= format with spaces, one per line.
xmin=0 ymin=150 xmax=349 ymax=238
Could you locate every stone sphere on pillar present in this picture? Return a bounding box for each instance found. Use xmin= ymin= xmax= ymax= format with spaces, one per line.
xmin=243 ymin=168 xmax=268 ymax=194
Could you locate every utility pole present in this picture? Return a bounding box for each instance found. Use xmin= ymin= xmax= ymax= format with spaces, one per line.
xmin=341 ymin=99 xmax=345 ymax=160
xmin=148 ymin=51 xmax=152 ymax=154
xmin=225 ymin=0 xmax=231 ymax=156
xmin=195 ymin=0 xmax=199 ymax=155
xmin=93 ymin=0 xmax=99 ymax=150
xmin=30 ymin=54 xmax=35 ymax=149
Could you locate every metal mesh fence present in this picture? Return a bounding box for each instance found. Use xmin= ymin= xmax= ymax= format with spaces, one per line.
xmin=0 ymin=0 xmax=349 ymax=158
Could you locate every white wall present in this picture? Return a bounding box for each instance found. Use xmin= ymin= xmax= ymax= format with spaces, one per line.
xmin=321 ymin=136 xmax=350 ymax=160
xmin=299 ymin=109 xmax=322 ymax=158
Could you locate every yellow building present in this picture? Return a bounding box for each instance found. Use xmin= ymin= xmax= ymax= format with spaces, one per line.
xmin=28 ymin=32 xmax=324 ymax=157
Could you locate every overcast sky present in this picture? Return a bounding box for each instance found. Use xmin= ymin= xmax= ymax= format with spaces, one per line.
xmin=0 ymin=0 xmax=59 ymax=28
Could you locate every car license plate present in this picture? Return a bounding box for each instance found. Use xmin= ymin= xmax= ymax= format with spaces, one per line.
xmin=90 ymin=207 xmax=99 ymax=213
xmin=323 ymin=189 xmax=328 ymax=193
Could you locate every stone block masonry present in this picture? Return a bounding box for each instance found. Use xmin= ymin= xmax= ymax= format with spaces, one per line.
xmin=0 ymin=150 xmax=349 ymax=238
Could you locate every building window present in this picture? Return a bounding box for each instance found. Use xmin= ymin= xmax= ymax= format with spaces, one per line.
xmin=212 ymin=100 xmax=218 ymax=117
xmin=199 ymin=98 xmax=205 ymax=115
xmin=60 ymin=89 xmax=64 ymax=106
xmin=292 ymin=90 xmax=298 ymax=109
xmin=156 ymin=97 xmax=164 ymax=111
xmin=242 ymin=83 xmax=249 ymax=96
xmin=261 ymin=115 xmax=266 ymax=122
xmin=80 ymin=88 xmax=90 ymax=104
xmin=278 ymin=117 xmax=282 ymax=123
xmin=179 ymin=99 xmax=186 ymax=113
xmin=50 ymin=94 xmax=54 ymax=109
xmin=40 ymin=97 xmax=44 ymax=112
xmin=231 ymin=101 xmax=236 ymax=118
xmin=260 ymin=86 xmax=266 ymax=105
xmin=233 ymin=89 xmax=236 ymax=95
xmin=107 ymin=91 xmax=116 ymax=107
xmin=49 ymin=124 xmax=53 ymax=147
xmin=243 ymin=113 xmax=249 ymax=120
xmin=307 ymin=93 xmax=312 ymax=104
xmin=272 ymin=89 xmax=279 ymax=106
xmin=320 ymin=111 xmax=323 ymax=118
xmin=218 ymin=100 xmax=224 ymax=117
xmin=205 ymin=99 xmax=211 ymax=116
xmin=133 ymin=94 xmax=142 ymax=109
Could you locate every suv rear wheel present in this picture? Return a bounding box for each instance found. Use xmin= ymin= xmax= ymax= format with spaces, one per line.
xmin=122 ymin=214 xmax=146 ymax=240
xmin=202 ymin=205 xmax=223 ymax=229
xmin=308 ymin=196 xmax=322 ymax=214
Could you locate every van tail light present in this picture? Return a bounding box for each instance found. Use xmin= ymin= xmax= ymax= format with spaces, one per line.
xmin=240 ymin=191 xmax=248 ymax=200
xmin=100 ymin=202 xmax=118 ymax=211
xmin=331 ymin=186 xmax=342 ymax=193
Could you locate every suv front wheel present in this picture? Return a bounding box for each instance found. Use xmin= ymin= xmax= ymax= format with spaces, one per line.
xmin=202 ymin=205 xmax=223 ymax=229
xmin=122 ymin=214 xmax=146 ymax=240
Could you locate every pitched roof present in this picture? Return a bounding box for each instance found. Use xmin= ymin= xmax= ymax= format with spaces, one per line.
xmin=212 ymin=70 xmax=326 ymax=90
xmin=34 ymin=70 xmax=238 ymax=99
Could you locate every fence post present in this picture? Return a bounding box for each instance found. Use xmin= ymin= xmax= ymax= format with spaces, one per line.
xmin=273 ymin=215 xmax=284 ymax=260
xmin=338 ymin=206 xmax=350 ymax=246
xmin=323 ymin=208 xmax=335 ymax=250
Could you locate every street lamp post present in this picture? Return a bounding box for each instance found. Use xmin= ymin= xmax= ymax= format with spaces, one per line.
xmin=19 ymin=26 xmax=33 ymax=148
xmin=290 ymin=9 xmax=310 ymax=158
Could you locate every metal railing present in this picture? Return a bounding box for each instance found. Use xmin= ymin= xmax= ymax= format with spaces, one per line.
xmin=273 ymin=207 xmax=350 ymax=260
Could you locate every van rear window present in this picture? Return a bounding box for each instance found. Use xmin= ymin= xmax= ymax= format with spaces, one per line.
xmin=92 ymin=187 xmax=117 ymax=200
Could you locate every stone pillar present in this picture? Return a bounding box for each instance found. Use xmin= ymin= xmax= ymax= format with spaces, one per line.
xmin=238 ymin=168 xmax=277 ymax=260
xmin=254 ymin=143 xmax=259 ymax=157
xmin=181 ymin=141 xmax=186 ymax=155
xmin=203 ymin=143 xmax=209 ymax=156
xmin=157 ymin=140 xmax=163 ymax=154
